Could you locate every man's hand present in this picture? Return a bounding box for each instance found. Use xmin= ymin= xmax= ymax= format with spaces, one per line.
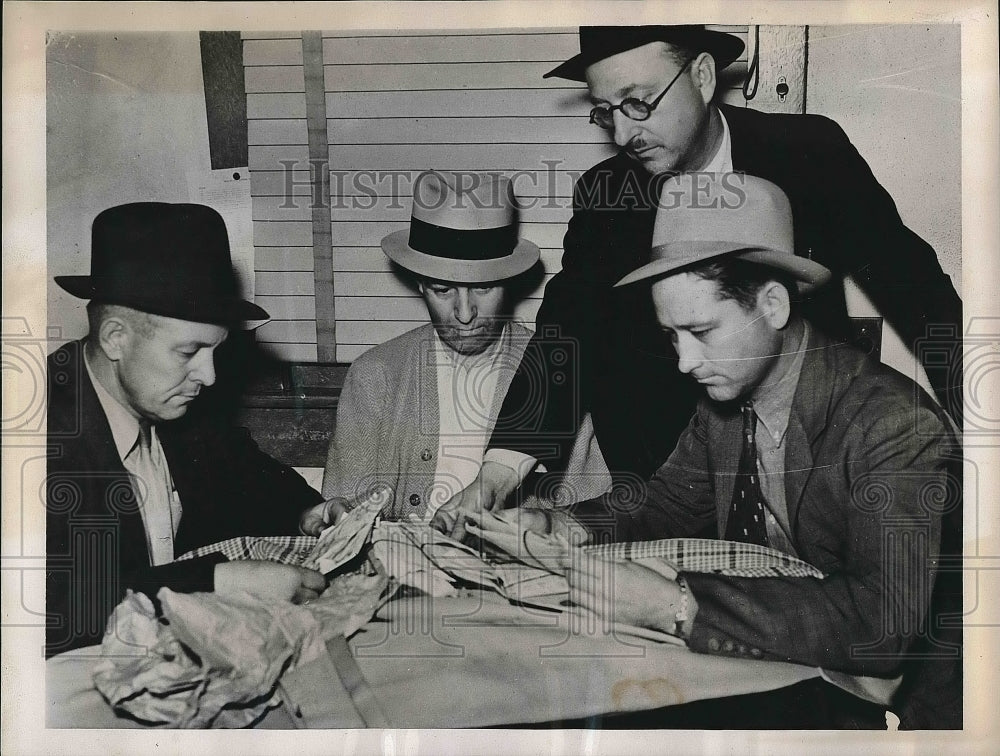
xmin=214 ymin=560 xmax=327 ymax=604
xmin=566 ymin=554 xmax=685 ymax=632
xmin=299 ymin=497 xmax=351 ymax=536
xmin=430 ymin=461 xmax=521 ymax=541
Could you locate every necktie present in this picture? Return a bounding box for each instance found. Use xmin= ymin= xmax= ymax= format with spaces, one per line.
xmin=724 ymin=401 xmax=770 ymax=546
xmin=128 ymin=420 xmax=180 ymax=565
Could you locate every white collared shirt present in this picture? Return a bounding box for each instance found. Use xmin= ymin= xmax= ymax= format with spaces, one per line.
xmin=84 ymin=347 xmax=182 ymax=565
xmin=423 ymin=326 xmax=509 ymax=520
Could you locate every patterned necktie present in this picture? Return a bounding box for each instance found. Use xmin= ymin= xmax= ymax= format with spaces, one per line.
xmin=724 ymin=401 xmax=770 ymax=546
xmin=129 ymin=420 xmax=179 ymax=565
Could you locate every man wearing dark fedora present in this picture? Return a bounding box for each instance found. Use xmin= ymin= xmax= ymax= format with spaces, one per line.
xmin=443 ymin=25 xmax=962 ymax=537
xmin=300 ymin=171 xmax=609 ymax=531
xmin=468 ymin=173 xmax=962 ymax=729
xmin=46 ymin=202 xmax=327 ymax=658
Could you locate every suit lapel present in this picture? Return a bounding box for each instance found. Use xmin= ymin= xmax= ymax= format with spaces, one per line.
xmin=72 ymin=344 xmax=152 ymax=569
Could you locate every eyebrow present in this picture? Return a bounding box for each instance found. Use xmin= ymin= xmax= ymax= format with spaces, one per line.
xmin=589 ymin=83 xmax=643 ymax=105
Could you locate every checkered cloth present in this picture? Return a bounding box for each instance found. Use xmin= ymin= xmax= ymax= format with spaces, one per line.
xmin=177 ymin=535 xmax=318 ymax=566
xmin=584 ymin=538 xmax=825 ymax=579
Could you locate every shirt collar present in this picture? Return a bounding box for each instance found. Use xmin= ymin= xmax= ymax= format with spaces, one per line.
xmin=701 ymin=107 xmax=733 ymax=174
xmin=84 ymin=344 xmax=143 ymax=461
xmin=751 ymin=323 xmax=810 ymax=446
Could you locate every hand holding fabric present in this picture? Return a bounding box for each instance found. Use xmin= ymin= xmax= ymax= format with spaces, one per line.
xmin=430 ymin=460 xmax=521 ymax=540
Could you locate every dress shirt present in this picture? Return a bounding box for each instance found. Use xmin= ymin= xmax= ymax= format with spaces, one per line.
xmin=84 ymin=348 xmax=182 ymax=565
xmin=748 ymin=323 xmax=810 ymax=556
xmin=424 ymin=326 xmax=508 ymax=520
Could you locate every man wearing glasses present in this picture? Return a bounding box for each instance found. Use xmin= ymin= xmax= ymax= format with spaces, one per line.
xmin=436 ymin=25 xmax=962 ymax=538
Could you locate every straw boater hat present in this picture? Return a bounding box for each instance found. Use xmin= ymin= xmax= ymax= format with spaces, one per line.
xmin=615 ymin=173 xmax=832 ymax=292
xmin=55 ymin=202 xmax=268 ymax=324
xmin=381 ymin=171 xmax=540 ymax=284
xmin=544 ymin=25 xmax=745 ymax=81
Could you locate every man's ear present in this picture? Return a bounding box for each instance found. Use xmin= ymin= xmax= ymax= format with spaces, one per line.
xmin=96 ymin=314 xmax=130 ymax=361
xmin=692 ymin=52 xmax=718 ymax=105
xmin=758 ymin=280 xmax=791 ymax=330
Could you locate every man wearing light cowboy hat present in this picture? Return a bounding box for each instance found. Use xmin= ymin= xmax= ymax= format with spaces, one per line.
xmin=467 ymin=174 xmax=961 ymax=729
xmin=446 ymin=24 xmax=962 ymax=538
xmin=300 ymin=170 xmax=609 ymax=530
xmin=47 ymin=202 xmax=327 ymax=657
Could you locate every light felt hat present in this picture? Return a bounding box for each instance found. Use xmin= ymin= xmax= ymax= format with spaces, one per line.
xmin=615 ymin=173 xmax=832 ymax=292
xmin=381 ymin=171 xmax=540 ymax=284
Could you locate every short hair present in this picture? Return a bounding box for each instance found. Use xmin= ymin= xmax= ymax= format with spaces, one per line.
xmin=684 ymin=257 xmax=800 ymax=312
xmin=86 ymin=301 xmax=157 ymax=338
xmin=660 ymin=41 xmax=700 ymax=68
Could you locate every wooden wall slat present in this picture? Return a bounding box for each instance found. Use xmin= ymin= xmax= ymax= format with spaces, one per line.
xmin=260 ymin=343 xmax=319 ymax=362
xmin=329 ymin=168 xmax=579 ymax=198
xmin=256 ymin=271 xmax=316 ymax=296
xmin=243 ymin=38 xmax=305 ymax=66
xmin=245 ymin=66 xmax=306 ymax=93
xmin=249 ymin=144 xmax=311 ymax=170
xmin=249 ymin=119 xmax=309 ymax=145
xmin=325 ymin=62 xmax=583 ymax=92
xmin=250 ymin=169 xmax=314 ymax=196
xmin=255 ymin=295 xmax=317 ymax=320
xmin=248 ymin=93 xmax=309 ymax=119
xmin=327 ymin=143 xmax=616 ymax=171
xmin=255 ymin=320 xmax=319 ymax=343
xmin=322 ymin=32 xmax=579 ymax=65
xmin=327 ymin=89 xmax=589 ymax=118
xmin=328 ymin=116 xmax=604 ymax=145
xmin=254 ymin=220 xmax=314 ymax=246
xmin=255 ymin=246 xmax=316 ymax=271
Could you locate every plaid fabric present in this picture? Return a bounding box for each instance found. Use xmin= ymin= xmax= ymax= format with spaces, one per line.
xmin=177 ymin=535 xmax=318 ymax=566
xmin=584 ymin=538 xmax=825 ymax=579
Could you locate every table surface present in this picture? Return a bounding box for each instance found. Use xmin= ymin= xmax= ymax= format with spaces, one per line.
xmin=47 ymin=589 xmax=823 ymax=729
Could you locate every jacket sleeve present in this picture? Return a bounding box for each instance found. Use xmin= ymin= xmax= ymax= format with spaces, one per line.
xmin=570 ymin=407 xmax=716 ymax=543
xmin=809 ymin=116 xmax=962 ymax=422
xmin=487 ymin=174 xmax=610 ymax=469
xmin=682 ymin=397 xmax=953 ymax=678
xmin=321 ymin=356 xmax=387 ymax=503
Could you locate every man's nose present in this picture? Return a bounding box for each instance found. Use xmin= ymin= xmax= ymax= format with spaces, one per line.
xmin=189 ymin=351 xmax=216 ymax=387
xmin=454 ymin=289 xmax=477 ymax=324
xmin=612 ymin=109 xmax=640 ymax=148
xmin=675 ymin=337 xmax=702 ymax=375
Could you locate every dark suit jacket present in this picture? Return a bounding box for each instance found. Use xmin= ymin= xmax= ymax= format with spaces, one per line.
xmin=45 ymin=341 xmax=322 ymax=657
xmin=572 ymin=329 xmax=962 ymax=728
xmin=489 ymin=104 xmax=962 ymax=485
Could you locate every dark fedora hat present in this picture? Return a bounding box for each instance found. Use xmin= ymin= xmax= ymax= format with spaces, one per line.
xmin=544 ymin=25 xmax=745 ymax=81
xmin=55 ymin=202 xmax=268 ymax=325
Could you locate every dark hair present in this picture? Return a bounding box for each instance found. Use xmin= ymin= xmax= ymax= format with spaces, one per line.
xmin=660 ymin=41 xmax=700 ymax=68
xmin=684 ymin=257 xmax=800 ymax=312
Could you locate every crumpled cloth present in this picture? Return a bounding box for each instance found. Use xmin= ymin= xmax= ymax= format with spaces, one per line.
xmin=93 ymin=565 xmax=391 ymax=728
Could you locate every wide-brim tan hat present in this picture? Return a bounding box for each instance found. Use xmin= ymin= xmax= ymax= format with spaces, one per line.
xmin=381 ymin=171 xmax=540 ymax=284
xmin=615 ymin=173 xmax=831 ymax=292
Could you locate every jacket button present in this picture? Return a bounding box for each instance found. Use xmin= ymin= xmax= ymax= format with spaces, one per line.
xmin=708 ymin=638 xmax=721 ymax=652
xmin=723 ymin=640 xmax=734 ymax=653
xmin=420 ymin=449 xmax=433 ymax=461
xmin=409 ymin=494 xmax=421 ymax=507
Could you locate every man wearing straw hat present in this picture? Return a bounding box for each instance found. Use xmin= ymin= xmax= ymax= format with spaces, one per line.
xmin=468 ymin=173 xmax=961 ymax=729
xmin=47 ymin=203 xmax=327 ymax=658
xmin=441 ymin=25 xmax=962 ymax=533
xmin=299 ymin=171 xmax=608 ymax=529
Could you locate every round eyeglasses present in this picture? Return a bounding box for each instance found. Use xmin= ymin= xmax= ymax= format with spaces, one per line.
xmin=588 ymin=58 xmax=694 ymax=130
